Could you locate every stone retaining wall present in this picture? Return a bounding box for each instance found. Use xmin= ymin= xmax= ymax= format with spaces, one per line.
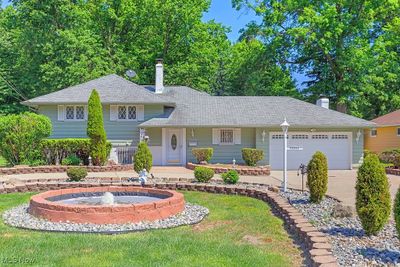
xmin=386 ymin=167 xmax=400 ymax=176
xmin=186 ymin=162 xmax=270 ymax=176
xmin=0 ymin=165 xmax=132 ymax=175
xmin=0 ymin=181 xmax=337 ymax=266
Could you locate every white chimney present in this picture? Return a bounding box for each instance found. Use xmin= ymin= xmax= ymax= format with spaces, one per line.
xmin=155 ymin=58 xmax=164 ymax=94
xmin=316 ymin=96 xmax=329 ymax=109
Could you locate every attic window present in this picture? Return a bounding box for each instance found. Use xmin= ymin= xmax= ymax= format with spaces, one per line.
xmin=371 ymin=128 xmax=377 ymax=137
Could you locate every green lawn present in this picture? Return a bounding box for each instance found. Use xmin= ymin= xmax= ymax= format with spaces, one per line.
xmin=0 ymin=192 xmax=302 ymax=267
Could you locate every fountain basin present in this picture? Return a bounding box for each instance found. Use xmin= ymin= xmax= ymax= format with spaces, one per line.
xmin=29 ymin=187 xmax=185 ymax=224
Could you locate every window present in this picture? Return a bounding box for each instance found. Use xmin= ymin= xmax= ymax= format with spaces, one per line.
xmin=117 ymin=105 xmax=137 ymax=121
xmin=292 ymin=134 xmax=308 ymax=139
xmin=65 ymin=105 xmax=85 ymax=121
xmin=397 ymin=128 xmax=400 ymax=136
xmin=371 ymin=128 xmax=377 ymax=137
xmin=312 ymin=134 xmax=329 ymax=139
xmin=220 ymin=129 xmax=234 ymax=144
xmin=332 ymin=134 xmax=348 ymax=139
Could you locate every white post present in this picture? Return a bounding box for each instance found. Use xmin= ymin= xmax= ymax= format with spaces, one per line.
xmin=280 ymin=118 xmax=290 ymax=192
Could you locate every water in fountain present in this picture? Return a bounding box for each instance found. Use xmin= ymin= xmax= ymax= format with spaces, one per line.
xmin=101 ymin=192 xmax=115 ymax=205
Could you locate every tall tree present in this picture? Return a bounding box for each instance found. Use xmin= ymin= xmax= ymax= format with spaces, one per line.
xmin=233 ymin=0 xmax=400 ymax=117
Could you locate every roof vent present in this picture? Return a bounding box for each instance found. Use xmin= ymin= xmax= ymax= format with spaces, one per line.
xmin=316 ymin=96 xmax=329 ymax=109
xmin=155 ymin=58 xmax=164 ymax=94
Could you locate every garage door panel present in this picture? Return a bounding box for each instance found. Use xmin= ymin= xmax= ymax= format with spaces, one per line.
xmin=269 ymin=132 xmax=351 ymax=170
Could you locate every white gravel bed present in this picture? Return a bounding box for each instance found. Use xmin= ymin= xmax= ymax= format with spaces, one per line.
xmin=280 ymin=191 xmax=400 ymax=267
xmin=2 ymin=203 xmax=208 ymax=234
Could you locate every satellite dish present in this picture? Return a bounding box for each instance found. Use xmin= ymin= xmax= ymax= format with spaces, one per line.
xmin=126 ymin=70 xmax=136 ymax=78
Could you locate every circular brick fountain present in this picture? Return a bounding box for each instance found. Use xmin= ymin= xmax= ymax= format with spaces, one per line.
xmin=29 ymin=187 xmax=185 ymax=224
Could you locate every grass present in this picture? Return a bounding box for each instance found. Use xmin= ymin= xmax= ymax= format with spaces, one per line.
xmin=0 ymin=192 xmax=302 ymax=267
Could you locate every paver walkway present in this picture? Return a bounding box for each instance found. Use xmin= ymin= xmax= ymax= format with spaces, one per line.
xmin=1 ymin=167 xmax=399 ymax=207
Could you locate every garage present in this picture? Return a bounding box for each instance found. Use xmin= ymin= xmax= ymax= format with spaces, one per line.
xmin=269 ymin=132 xmax=352 ymax=170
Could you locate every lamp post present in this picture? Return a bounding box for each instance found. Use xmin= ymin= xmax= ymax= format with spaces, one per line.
xmin=280 ymin=118 xmax=290 ymax=192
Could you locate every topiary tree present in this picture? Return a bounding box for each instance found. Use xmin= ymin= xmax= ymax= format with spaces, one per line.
xmin=134 ymin=141 xmax=153 ymax=173
xmin=356 ymin=153 xmax=391 ymax=235
xmin=394 ymin=187 xmax=400 ymax=238
xmin=307 ymin=151 xmax=328 ymax=203
xmin=87 ymin=89 xmax=107 ymax=166
xmin=0 ymin=112 xmax=52 ymax=165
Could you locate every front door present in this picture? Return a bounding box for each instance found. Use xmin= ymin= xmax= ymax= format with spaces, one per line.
xmin=167 ymin=129 xmax=181 ymax=164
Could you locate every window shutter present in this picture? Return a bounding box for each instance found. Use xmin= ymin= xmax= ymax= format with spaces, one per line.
xmin=137 ymin=105 xmax=144 ymax=121
xmin=212 ymin=128 xmax=220 ymax=145
xmin=110 ymin=105 xmax=117 ymax=121
xmin=234 ymin=128 xmax=241 ymax=144
xmin=84 ymin=105 xmax=88 ymax=120
xmin=57 ymin=105 xmax=65 ymax=121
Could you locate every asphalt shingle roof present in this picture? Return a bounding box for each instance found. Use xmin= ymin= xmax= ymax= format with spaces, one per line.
xmin=23 ymin=74 xmax=173 ymax=105
xmin=23 ymin=74 xmax=374 ymax=128
xmin=371 ymin=110 xmax=400 ymax=126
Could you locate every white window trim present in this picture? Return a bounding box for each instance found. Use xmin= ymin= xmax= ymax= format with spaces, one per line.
xmin=370 ymin=128 xmax=377 ymax=137
xmin=219 ymin=128 xmax=235 ymax=145
xmin=397 ymin=128 xmax=400 ymax=137
xmin=116 ymin=105 xmax=138 ymax=121
xmin=64 ymin=105 xmax=86 ymax=121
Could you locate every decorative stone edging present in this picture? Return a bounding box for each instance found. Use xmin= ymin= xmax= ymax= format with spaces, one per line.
xmin=0 ymin=165 xmax=132 ymax=175
xmin=386 ymin=167 xmax=400 ymax=176
xmin=186 ymin=162 xmax=270 ymax=176
xmin=0 ymin=181 xmax=337 ymax=266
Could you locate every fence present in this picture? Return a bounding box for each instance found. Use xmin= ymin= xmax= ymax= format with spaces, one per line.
xmin=116 ymin=146 xmax=136 ymax=165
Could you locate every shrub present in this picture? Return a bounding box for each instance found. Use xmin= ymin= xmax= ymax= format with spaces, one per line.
xmin=379 ymin=149 xmax=400 ymax=168
xmin=242 ymin=148 xmax=264 ymax=166
xmin=356 ymin=153 xmax=391 ymax=235
xmin=394 ymin=187 xmax=400 ymax=238
xmin=66 ymin=167 xmax=88 ymax=181
xmin=194 ymin=166 xmax=214 ymax=182
xmin=0 ymin=112 xmax=52 ymax=166
xmin=28 ymin=159 xmax=46 ymax=167
xmin=61 ymin=154 xmax=81 ymax=166
xmin=134 ymin=141 xmax=153 ymax=173
xmin=87 ymin=89 xmax=107 ymax=166
xmin=222 ymin=170 xmax=239 ymax=184
xmin=40 ymin=138 xmax=112 ymax=165
xmin=192 ymin=148 xmax=213 ymax=163
xmin=306 ymin=151 xmax=328 ymax=203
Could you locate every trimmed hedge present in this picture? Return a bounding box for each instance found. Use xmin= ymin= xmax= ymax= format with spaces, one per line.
xmin=134 ymin=141 xmax=153 ymax=173
xmin=356 ymin=153 xmax=391 ymax=235
xmin=87 ymin=89 xmax=108 ymax=166
xmin=61 ymin=154 xmax=81 ymax=166
xmin=306 ymin=151 xmax=328 ymax=203
xmin=194 ymin=166 xmax=214 ymax=182
xmin=67 ymin=167 xmax=88 ymax=181
xmin=192 ymin=148 xmax=213 ymax=163
xmin=242 ymin=148 xmax=264 ymax=166
xmin=40 ymin=138 xmax=112 ymax=165
xmin=379 ymin=149 xmax=400 ymax=168
xmin=222 ymin=170 xmax=239 ymax=184
xmin=394 ymin=187 xmax=400 ymax=238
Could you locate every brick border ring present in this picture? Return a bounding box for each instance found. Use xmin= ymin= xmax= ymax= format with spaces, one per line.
xmin=29 ymin=187 xmax=185 ymax=224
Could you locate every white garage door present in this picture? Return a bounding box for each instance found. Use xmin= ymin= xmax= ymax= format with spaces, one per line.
xmin=269 ymin=132 xmax=352 ymax=170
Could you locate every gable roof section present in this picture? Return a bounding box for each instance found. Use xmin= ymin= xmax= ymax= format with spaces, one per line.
xmin=140 ymin=92 xmax=375 ymax=128
xmin=371 ymin=110 xmax=400 ymax=126
xmin=23 ymin=74 xmax=173 ymax=106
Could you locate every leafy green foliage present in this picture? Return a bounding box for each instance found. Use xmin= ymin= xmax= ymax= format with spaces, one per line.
xmin=356 ymin=154 xmax=391 ymax=235
xmin=306 ymin=151 xmax=328 ymax=203
xmin=394 ymin=187 xmax=400 ymax=239
xmin=0 ymin=112 xmax=51 ymax=166
xmin=241 ymin=148 xmax=264 ymax=166
xmin=194 ymin=166 xmax=215 ymax=182
xmin=134 ymin=141 xmax=153 ymax=173
xmin=379 ymin=149 xmax=400 ymax=168
xmin=221 ymin=170 xmax=240 ymax=184
xmin=61 ymin=155 xmax=81 ymax=166
xmin=66 ymin=167 xmax=88 ymax=182
xmin=87 ymin=90 xmax=107 ymax=166
xmin=192 ymin=148 xmax=213 ymax=163
xmin=40 ymin=138 xmax=111 ymax=165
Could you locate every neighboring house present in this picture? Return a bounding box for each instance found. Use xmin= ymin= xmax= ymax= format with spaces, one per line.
xmin=23 ymin=61 xmax=374 ymax=170
xmin=365 ymin=110 xmax=400 ymax=154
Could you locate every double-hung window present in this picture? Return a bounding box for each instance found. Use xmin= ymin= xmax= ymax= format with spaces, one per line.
xmin=371 ymin=128 xmax=377 ymax=137
xmin=117 ymin=105 xmax=137 ymax=121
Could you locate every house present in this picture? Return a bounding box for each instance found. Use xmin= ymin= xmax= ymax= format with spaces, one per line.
xmin=23 ymin=60 xmax=374 ymax=170
xmin=365 ymin=110 xmax=400 ymax=154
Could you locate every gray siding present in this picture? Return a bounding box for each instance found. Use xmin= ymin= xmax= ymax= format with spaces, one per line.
xmin=39 ymin=104 xmax=164 ymax=146
xmin=186 ymin=128 xmax=256 ymax=164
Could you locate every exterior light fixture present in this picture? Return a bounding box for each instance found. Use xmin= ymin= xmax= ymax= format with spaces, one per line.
xmin=356 ymin=130 xmax=362 ymax=144
xmin=191 ymin=128 xmax=195 ymax=138
xmin=280 ymin=118 xmax=290 ymax=192
xmin=262 ymin=130 xmax=266 ymax=143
